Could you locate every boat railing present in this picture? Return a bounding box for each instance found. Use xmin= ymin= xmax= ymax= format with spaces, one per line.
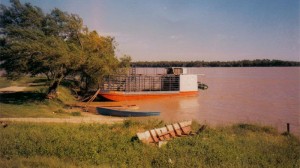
xmin=102 ymin=75 xmax=180 ymax=92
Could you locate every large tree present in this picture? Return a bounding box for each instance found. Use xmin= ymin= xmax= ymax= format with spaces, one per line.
xmin=76 ymin=30 xmax=119 ymax=92
xmin=0 ymin=0 xmax=120 ymax=98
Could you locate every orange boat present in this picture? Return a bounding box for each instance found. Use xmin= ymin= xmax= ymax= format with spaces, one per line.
xmin=99 ymin=67 xmax=201 ymax=101
xmin=100 ymin=91 xmax=198 ymax=101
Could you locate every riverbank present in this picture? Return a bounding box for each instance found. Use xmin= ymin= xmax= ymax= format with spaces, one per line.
xmin=0 ymin=77 xmax=134 ymax=120
xmin=0 ymin=77 xmax=299 ymax=167
xmin=0 ymin=120 xmax=299 ymax=167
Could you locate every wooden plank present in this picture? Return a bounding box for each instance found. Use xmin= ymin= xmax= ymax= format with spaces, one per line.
xmin=149 ymin=130 xmax=159 ymax=143
xmin=178 ymin=122 xmax=190 ymax=135
xmin=166 ymin=125 xmax=176 ymax=137
xmin=172 ymin=123 xmax=182 ymax=136
xmin=154 ymin=128 xmax=164 ymax=141
xmin=136 ymin=120 xmax=194 ymax=144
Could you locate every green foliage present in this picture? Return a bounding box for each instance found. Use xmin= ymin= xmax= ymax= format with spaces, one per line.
xmin=0 ymin=0 xmax=123 ymax=97
xmin=0 ymin=121 xmax=299 ymax=167
xmin=77 ymin=31 xmax=119 ymax=90
xmin=118 ymin=54 xmax=132 ymax=74
xmin=119 ymin=55 xmax=132 ymax=68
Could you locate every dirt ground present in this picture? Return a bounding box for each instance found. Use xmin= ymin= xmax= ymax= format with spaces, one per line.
xmin=0 ymin=111 xmax=124 ymax=124
xmin=0 ymin=86 xmax=27 ymax=92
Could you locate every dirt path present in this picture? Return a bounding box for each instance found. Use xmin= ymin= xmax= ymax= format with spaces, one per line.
xmin=0 ymin=117 xmax=123 ymax=124
xmin=0 ymin=113 xmax=124 ymax=124
xmin=0 ymin=86 xmax=27 ymax=92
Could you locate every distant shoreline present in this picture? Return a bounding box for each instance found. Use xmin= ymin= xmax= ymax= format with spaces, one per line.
xmin=132 ymin=59 xmax=300 ymax=67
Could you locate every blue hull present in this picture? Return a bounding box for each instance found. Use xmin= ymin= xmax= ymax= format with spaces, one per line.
xmin=96 ymin=107 xmax=160 ymax=117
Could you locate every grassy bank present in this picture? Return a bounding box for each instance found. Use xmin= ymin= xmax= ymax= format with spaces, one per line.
xmin=0 ymin=77 xmax=36 ymax=89
xmin=0 ymin=77 xmax=78 ymax=118
xmin=0 ymin=120 xmax=299 ymax=167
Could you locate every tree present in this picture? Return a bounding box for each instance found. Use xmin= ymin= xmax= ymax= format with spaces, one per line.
xmin=0 ymin=0 xmax=121 ymax=98
xmin=77 ymin=31 xmax=119 ymax=92
xmin=118 ymin=54 xmax=132 ymax=74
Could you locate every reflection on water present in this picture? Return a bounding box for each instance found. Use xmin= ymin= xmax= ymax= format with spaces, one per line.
xmin=130 ymin=67 xmax=300 ymax=136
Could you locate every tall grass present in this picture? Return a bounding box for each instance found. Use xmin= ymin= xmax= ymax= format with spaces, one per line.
xmin=0 ymin=121 xmax=299 ymax=167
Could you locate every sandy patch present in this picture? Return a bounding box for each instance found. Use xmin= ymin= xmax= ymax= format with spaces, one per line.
xmin=0 ymin=114 xmax=124 ymax=124
xmin=0 ymin=86 xmax=27 ymax=92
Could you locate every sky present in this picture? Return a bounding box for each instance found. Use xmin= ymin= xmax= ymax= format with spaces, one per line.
xmin=1 ymin=0 xmax=299 ymax=61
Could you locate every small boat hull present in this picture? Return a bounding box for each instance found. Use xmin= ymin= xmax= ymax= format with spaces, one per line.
xmin=96 ymin=107 xmax=160 ymax=117
xmin=137 ymin=120 xmax=192 ymax=144
xmin=99 ymin=91 xmax=199 ymax=101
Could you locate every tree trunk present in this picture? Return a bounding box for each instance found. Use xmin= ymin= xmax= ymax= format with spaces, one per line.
xmin=47 ymin=80 xmax=59 ymax=99
xmin=47 ymin=75 xmax=64 ymax=99
xmin=44 ymin=73 xmax=51 ymax=81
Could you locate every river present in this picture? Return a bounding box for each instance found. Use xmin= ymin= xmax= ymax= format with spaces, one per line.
xmin=131 ymin=67 xmax=300 ymax=136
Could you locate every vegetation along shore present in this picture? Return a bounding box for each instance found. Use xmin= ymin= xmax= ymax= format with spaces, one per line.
xmin=131 ymin=59 xmax=300 ymax=67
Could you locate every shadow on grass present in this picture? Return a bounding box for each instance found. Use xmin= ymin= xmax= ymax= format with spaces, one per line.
xmin=233 ymin=123 xmax=277 ymax=135
xmin=0 ymin=91 xmax=46 ymax=105
xmin=60 ymin=80 xmax=79 ymax=88
xmin=31 ymin=78 xmax=49 ymax=83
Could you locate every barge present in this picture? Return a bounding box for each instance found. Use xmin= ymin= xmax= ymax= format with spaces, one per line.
xmin=99 ymin=67 xmax=200 ymax=101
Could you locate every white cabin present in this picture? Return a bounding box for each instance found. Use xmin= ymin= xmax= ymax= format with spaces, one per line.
xmin=179 ymin=74 xmax=198 ymax=92
xmin=166 ymin=67 xmax=198 ymax=92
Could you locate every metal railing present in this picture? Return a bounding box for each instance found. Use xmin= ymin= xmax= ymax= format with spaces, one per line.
xmin=102 ymin=75 xmax=180 ymax=92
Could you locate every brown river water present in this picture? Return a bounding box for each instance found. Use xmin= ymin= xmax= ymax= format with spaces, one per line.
xmin=127 ymin=67 xmax=300 ymax=136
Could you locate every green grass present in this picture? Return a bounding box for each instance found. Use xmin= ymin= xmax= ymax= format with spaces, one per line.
xmin=71 ymin=111 xmax=81 ymax=116
xmin=0 ymin=77 xmax=13 ymax=88
xmin=0 ymin=87 xmax=76 ymax=118
xmin=0 ymin=77 xmax=77 ymax=118
xmin=0 ymin=77 xmax=48 ymax=88
xmin=0 ymin=121 xmax=299 ymax=168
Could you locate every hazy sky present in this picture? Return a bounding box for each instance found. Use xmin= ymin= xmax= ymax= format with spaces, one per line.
xmin=2 ymin=0 xmax=299 ymax=61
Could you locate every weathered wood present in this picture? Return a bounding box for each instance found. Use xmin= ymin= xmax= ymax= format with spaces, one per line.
xmin=84 ymin=88 xmax=101 ymax=111
xmin=137 ymin=120 xmax=193 ymax=144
